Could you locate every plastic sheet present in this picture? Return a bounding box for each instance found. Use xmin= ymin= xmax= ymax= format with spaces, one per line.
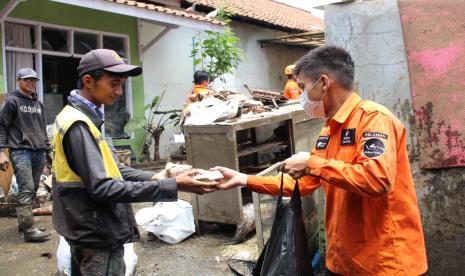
xmin=253 ymin=174 xmax=313 ymax=275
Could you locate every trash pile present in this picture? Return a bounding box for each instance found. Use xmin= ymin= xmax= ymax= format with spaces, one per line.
xmin=182 ymin=87 xmax=289 ymax=125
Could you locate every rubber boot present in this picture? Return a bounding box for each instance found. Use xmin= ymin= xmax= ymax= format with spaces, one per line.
xmin=16 ymin=205 xmax=50 ymax=242
xmin=18 ymin=206 xmax=46 ymax=233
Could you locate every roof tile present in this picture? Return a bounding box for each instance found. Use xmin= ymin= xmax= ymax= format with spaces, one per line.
xmin=185 ymin=0 xmax=324 ymax=31
xmin=104 ymin=0 xmax=225 ymax=26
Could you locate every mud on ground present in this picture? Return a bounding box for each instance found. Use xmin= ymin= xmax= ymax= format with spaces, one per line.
xmin=0 ymin=202 xmax=259 ymax=276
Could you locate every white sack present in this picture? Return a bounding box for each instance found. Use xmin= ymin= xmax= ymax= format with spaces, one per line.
xmin=135 ymin=199 xmax=195 ymax=244
xmin=56 ymin=236 xmax=138 ymax=276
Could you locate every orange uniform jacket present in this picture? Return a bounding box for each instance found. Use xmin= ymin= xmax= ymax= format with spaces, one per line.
xmin=283 ymin=79 xmax=302 ymax=100
xmin=192 ymin=84 xmax=209 ymax=95
xmin=247 ymin=93 xmax=428 ymax=275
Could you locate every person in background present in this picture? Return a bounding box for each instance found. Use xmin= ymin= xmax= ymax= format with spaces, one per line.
xmin=0 ymin=68 xmax=51 ymax=242
xmin=187 ymin=70 xmax=211 ymax=104
xmin=191 ymin=70 xmax=210 ymax=95
xmin=283 ymin=64 xmax=302 ymax=100
xmin=52 ymin=49 xmax=217 ymax=275
xmin=213 ymin=46 xmax=428 ymax=275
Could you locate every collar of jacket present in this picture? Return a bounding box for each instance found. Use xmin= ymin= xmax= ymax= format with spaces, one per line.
xmin=10 ymin=90 xmax=38 ymax=100
xmin=330 ymin=92 xmax=362 ymax=125
xmin=67 ymin=97 xmax=104 ymax=130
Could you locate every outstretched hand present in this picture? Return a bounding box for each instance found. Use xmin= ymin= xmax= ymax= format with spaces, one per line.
xmin=175 ymin=169 xmax=218 ymax=195
xmin=211 ymin=166 xmax=247 ymax=190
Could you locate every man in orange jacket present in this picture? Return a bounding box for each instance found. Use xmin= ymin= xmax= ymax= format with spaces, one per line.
xmin=283 ymin=64 xmax=302 ymax=100
xmin=214 ymin=46 xmax=428 ymax=275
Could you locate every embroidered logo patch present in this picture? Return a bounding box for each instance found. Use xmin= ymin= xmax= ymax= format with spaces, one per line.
xmin=315 ymin=136 xmax=330 ymax=150
xmin=363 ymin=132 xmax=388 ymax=139
xmin=363 ymin=138 xmax=386 ymax=158
xmin=111 ymin=50 xmax=123 ymax=62
xmin=341 ymin=128 xmax=356 ymax=146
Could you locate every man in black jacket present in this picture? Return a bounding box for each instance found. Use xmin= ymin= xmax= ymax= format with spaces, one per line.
xmin=0 ymin=68 xmax=51 ymax=242
xmin=52 ymin=49 xmax=217 ymax=276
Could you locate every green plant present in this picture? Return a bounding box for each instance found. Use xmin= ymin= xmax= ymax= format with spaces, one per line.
xmin=124 ymin=94 xmax=181 ymax=161
xmin=190 ymin=9 xmax=244 ymax=83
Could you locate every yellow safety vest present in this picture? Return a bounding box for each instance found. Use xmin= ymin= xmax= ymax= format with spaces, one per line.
xmin=53 ymin=105 xmax=121 ymax=186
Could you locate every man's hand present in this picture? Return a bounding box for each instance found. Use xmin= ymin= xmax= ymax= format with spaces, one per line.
xmin=151 ymin=170 xmax=167 ymax=181
xmin=0 ymin=151 xmax=9 ymax=172
xmin=281 ymin=152 xmax=310 ymax=180
xmin=211 ymin=166 xmax=247 ymax=190
xmin=175 ymin=170 xmax=218 ymax=195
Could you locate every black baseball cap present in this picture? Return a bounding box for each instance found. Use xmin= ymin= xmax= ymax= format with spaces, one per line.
xmin=77 ymin=49 xmax=142 ymax=77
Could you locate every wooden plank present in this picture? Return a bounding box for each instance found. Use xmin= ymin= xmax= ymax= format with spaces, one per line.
xmin=142 ymin=26 xmax=174 ymax=53
xmin=183 ymin=125 xmax=230 ymax=134
xmin=0 ymin=0 xmax=20 ymax=22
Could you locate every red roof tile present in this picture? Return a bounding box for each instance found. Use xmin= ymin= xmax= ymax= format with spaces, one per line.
xmin=104 ymin=0 xmax=226 ymax=26
xmin=185 ymin=0 xmax=324 ymax=32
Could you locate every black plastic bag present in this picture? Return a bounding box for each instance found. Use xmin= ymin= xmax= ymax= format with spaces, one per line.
xmin=253 ymin=173 xmax=313 ymax=276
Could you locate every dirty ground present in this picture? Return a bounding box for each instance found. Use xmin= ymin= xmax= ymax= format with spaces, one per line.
xmin=0 ymin=202 xmax=259 ymax=276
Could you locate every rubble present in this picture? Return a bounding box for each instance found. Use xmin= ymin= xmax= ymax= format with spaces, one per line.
xmin=182 ymin=88 xmax=291 ymax=126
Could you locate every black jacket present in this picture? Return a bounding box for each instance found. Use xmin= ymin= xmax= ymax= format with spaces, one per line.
xmin=52 ymin=97 xmax=177 ymax=248
xmin=0 ymin=90 xmax=49 ymax=151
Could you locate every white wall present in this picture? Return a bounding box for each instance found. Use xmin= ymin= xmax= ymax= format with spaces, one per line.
xmin=216 ymin=21 xmax=307 ymax=92
xmin=140 ymin=20 xmax=307 ymax=158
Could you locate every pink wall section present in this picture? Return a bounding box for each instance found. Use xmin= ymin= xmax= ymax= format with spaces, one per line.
xmin=399 ymin=0 xmax=465 ymax=168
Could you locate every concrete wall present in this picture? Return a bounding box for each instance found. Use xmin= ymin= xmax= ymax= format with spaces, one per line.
xmin=325 ymin=0 xmax=465 ymax=274
xmin=140 ymin=20 xmax=307 ymax=158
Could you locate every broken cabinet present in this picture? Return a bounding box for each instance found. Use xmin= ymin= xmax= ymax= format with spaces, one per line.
xmin=184 ymin=104 xmax=324 ymax=237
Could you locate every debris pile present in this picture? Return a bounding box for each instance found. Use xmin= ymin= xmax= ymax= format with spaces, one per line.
xmin=182 ymin=87 xmax=290 ymax=125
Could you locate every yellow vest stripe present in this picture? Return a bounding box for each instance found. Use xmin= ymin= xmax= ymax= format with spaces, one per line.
xmin=53 ymin=105 xmax=122 ymax=184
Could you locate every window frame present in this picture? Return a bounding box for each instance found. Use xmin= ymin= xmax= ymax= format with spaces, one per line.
xmin=2 ymin=17 xmax=134 ymax=138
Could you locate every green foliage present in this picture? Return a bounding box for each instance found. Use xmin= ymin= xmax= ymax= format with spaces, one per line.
xmin=190 ymin=8 xmax=244 ymax=83
xmin=216 ymin=8 xmax=234 ymax=23
xmin=144 ymin=96 xmax=159 ymax=111
xmin=124 ymin=93 xmax=181 ymax=161
xmin=123 ymin=116 xmax=146 ymax=134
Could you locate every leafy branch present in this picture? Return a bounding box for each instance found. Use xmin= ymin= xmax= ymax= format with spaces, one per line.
xmin=124 ymin=93 xmax=181 ymax=161
xmin=190 ymin=7 xmax=244 ymax=83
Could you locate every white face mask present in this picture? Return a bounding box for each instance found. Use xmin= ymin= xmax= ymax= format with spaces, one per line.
xmin=299 ymin=78 xmax=327 ymax=118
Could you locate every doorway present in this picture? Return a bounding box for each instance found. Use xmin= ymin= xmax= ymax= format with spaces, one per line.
xmin=42 ymin=55 xmax=80 ymax=125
